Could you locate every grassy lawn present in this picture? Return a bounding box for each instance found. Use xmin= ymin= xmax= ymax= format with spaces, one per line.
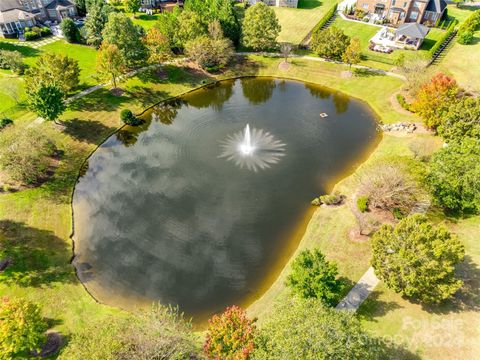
xmin=436 ymin=29 xmax=480 ymax=91
xmin=330 ymin=18 xmax=445 ymax=70
xmin=274 ymin=0 xmax=339 ymax=44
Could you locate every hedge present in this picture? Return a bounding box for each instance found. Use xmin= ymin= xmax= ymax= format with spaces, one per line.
xmin=311 ymin=4 xmax=338 ymax=35
xmin=428 ymin=20 xmax=457 ymax=59
xmin=457 ymin=10 xmax=480 ymax=45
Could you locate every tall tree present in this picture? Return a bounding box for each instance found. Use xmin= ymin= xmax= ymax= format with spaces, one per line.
xmin=342 ymin=37 xmax=361 ymax=69
xmin=60 ymin=18 xmax=80 ymax=43
xmin=371 ymin=214 xmax=465 ymax=303
xmin=25 ymin=53 xmax=80 ymax=95
xmin=176 ymin=10 xmax=207 ymax=48
xmin=124 ymin=0 xmax=141 ymax=17
xmin=0 ymin=298 xmax=48 ymax=359
xmin=438 ymin=97 xmax=480 ymax=141
xmin=155 ymin=7 xmax=181 ymax=50
xmin=96 ymin=41 xmax=126 ymax=89
xmin=242 ymin=2 xmax=281 ymax=51
xmin=411 ymin=73 xmax=460 ymax=129
xmin=428 ymin=137 xmax=480 ymax=213
xmin=84 ymin=0 xmax=113 ymax=47
xmin=102 ymin=12 xmax=147 ymax=66
xmin=26 ymin=84 xmax=66 ymax=124
xmin=143 ymin=28 xmax=173 ymax=64
xmin=311 ymin=27 xmax=350 ymax=61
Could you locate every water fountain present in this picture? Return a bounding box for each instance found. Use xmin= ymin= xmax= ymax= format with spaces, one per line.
xmin=220 ymin=124 xmax=286 ymax=171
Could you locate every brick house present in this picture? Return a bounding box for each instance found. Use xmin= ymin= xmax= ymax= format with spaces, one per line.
xmin=356 ymin=0 xmax=447 ymax=25
xmin=0 ymin=0 xmax=77 ymax=38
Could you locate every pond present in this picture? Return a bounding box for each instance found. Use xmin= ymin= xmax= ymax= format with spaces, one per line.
xmin=72 ymin=78 xmax=380 ymax=323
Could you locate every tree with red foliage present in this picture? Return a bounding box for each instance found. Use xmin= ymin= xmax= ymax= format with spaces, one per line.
xmin=204 ymin=305 xmax=256 ymax=360
xmin=412 ymin=73 xmax=460 ymax=129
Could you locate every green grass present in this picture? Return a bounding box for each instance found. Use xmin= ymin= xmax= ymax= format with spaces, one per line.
xmin=273 ymin=0 xmax=339 ymax=44
xmin=330 ymin=18 xmax=445 ymax=69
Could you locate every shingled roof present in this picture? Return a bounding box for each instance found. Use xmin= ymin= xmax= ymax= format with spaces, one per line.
xmin=396 ymin=22 xmax=430 ymax=39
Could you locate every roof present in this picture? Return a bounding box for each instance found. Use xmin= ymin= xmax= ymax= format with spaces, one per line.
xmin=426 ymin=0 xmax=447 ymax=14
xmin=0 ymin=0 xmax=23 ymax=12
xmin=45 ymin=0 xmax=76 ymax=10
xmin=0 ymin=8 xmax=36 ymax=23
xmin=396 ymin=22 xmax=430 ymax=39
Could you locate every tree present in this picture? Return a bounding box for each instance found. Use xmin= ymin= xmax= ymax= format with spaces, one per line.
xmin=359 ymin=163 xmax=417 ymax=214
xmin=60 ymin=18 xmax=80 ymax=43
xmin=84 ymin=0 xmax=113 ymax=47
xmin=0 ymin=127 xmax=55 ymax=184
xmin=102 ymin=12 xmax=147 ymax=66
xmin=155 ymin=7 xmax=181 ymax=50
xmin=26 ymin=84 xmax=66 ymax=124
xmin=124 ymin=0 xmax=141 ymax=16
xmin=96 ymin=41 xmax=126 ymax=89
xmin=252 ymin=297 xmax=382 ymax=359
xmin=286 ymin=249 xmax=343 ymax=306
xmin=428 ymin=137 xmax=480 ymax=213
xmin=342 ymin=37 xmax=361 ymax=68
xmin=280 ymin=42 xmax=293 ymax=63
xmin=62 ymin=304 xmax=199 ymax=359
xmin=372 ymin=215 xmax=465 ymax=303
xmin=25 ymin=53 xmax=80 ymax=95
xmin=185 ymin=21 xmax=234 ymax=71
xmin=0 ymin=49 xmax=25 ymax=74
xmin=143 ymin=28 xmax=173 ymax=64
xmin=437 ymin=97 xmax=480 ymax=142
xmin=311 ymin=27 xmax=350 ymax=61
xmin=242 ymin=2 xmax=281 ymax=51
xmin=0 ymin=297 xmax=48 ymax=358
xmin=204 ymin=306 xmax=256 ymax=360
xmin=176 ymin=10 xmax=207 ymax=48
xmin=411 ymin=73 xmax=460 ymax=129
xmin=398 ymin=56 xmax=429 ymax=97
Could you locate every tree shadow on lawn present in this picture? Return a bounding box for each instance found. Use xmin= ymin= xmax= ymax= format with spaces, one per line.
xmin=0 ymin=220 xmax=76 ymax=287
xmin=357 ymin=290 xmax=403 ymax=322
xmin=63 ymin=118 xmax=117 ymax=144
xmin=0 ymin=42 xmax=41 ymax=58
xmin=298 ymin=0 xmax=322 ymax=9
xmin=421 ymin=255 xmax=480 ymax=315
xmin=67 ymin=88 xmax=131 ymax=112
xmin=128 ymin=86 xmax=169 ymax=109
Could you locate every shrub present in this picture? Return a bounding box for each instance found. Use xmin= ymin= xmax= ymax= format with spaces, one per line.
xmin=428 ymin=137 xmax=480 ymax=213
xmin=0 ymin=118 xmax=13 ymax=130
xmin=457 ymin=10 xmax=480 ymax=45
xmin=437 ymin=97 xmax=480 ymax=142
xmin=120 ymin=109 xmax=142 ymax=126
xmin=359 ymin=163 xmax=417 ymax=215
xmin=357 ymin=195 xmax=369 ymax=212
xmin=311 ymin=26 xmax=350 ymax=61
xmin=457 ymin=29 xmax=475 ymax=45
xmin=24 ymin=31 xmax=40 ymax=41
xmin=319 ymin=192 xmax=344 ymax=205
xmin=0 ymin=297 xmax=48 ymax=358
xmin=286 ymin=249 xmax=343 ymax=306
xmin=396 ymin=93 xmax=411 ymax=112
xmin=0 ymin=50 xmax=25 ymax=74
xmin=252 ymin=297 xmax=383 ymax=359
xmin=185 ymin=35 xmax=234 ymax=71
xmin=40 ymin=27 xmax=51 ymax=37
xmin=408 ymin=137 xmax=438 ymax=161
xmin=60 ymin=18 xmax=80 ymax=43
xmin=204 ymin=306 xmax=256 ymax=360
xmin=371 ymin=214 xmax=465 ymax=303
xmin=0 ymin=126 xmax=54 ymax=184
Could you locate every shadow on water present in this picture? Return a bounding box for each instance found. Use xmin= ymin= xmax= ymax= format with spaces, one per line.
xmin=183 ymin=80 xmax=234 ymax=111
xmin=0 ymin=220 xmax=75 ymax=287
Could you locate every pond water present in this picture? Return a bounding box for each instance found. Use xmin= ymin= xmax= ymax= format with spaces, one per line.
xmin=72 ymin=78 xmax=380 ymax=322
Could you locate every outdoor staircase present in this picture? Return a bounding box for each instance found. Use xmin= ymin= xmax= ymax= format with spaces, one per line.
xmin=429 ymin=30 xmax=457 ymax=66
xmin=321 ymin=11 xmax=338 ymax=30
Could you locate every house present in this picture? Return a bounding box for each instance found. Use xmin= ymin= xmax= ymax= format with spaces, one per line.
xmin=356 ymin=0 xmax=447 ymax=25
xmin=248 ymin=0 xmax=299 ymax=8
xmin=0 ymin=0 xmax=77 ymax=38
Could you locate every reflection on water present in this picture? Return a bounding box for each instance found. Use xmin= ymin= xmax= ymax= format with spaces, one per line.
xmin=73 ymin=78 xmax=379 ymax=323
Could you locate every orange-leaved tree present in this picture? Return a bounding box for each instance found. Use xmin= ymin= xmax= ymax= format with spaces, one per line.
xmin=204 ymin=305 xmax=256 ymax=360
xmin=411 ymin=73 xmax=460 ymax=129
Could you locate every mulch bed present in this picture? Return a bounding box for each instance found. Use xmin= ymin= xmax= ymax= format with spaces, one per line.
xmin=110 ymin=87 xmax=125 ymax=97
xmin=278 ymin=61 xmax=290 ymax=71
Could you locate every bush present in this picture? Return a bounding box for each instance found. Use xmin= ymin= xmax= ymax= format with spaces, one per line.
xmin=408 ymin=137 xmax=438 ymax=161
xmin=204 ymin=306 xmax=255 ymax=360
xmin=319 ymin=192 xmax=344 ymax=205
xmin=40 ymin=27 xmax=51 ymax=37
xmin=457 ymin=10 xmax=480 ymax=45
xmin=359 ymin=163 xmax=417 ymax=215
xmin=24 ymin=31 xmax=40 ymax=41
xmin=437 ymin=97 xmax=480 ymax=142
xmin=185 ymin=36 xmax=234 ymax=71
xmin=428 ymin=137 xmax=480 ymax=213
xmin=0 ymin=50 xmax=25 ymax=74
xmin=0 ymin=118 xmax=13 ymax=130
xmin=0 ymin=126 xmax=54 ymax=184
xmin=0 ymin=297 xmax=48 ymax=358
xmin=457 ymin=29 xmax=475 ymax=45
xmin=311 ymin=26 xmax=350 ymax=61
xmin=356 ymin=195 xmax=369 ymax=212
xmin=252 ymin=297 xmax=383 ymax=359
xmin=396 ymin=93 xmax=412 ymax=112
xmin=371 ymin=214 xmax=465 ymax=303
xmin=120 ymin=109 xmax=142 ymax=126
xmin=60 ymin=18 xmax=80 ymax=43
xmin=286 ymin=249 xmax=343 ymax=306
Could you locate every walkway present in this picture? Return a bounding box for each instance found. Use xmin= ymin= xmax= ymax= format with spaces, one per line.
xmin=2 ymin=35 xmax=61 ymax=49
xmin=336 ymin=267 xmax=379 ymax=311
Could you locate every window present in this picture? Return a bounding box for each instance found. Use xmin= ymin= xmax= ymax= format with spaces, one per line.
xmin=414 ymin=1 xmax=421 ymax=7
xmin=403 ymin=2 xmax=407 ymax=7
xmin=392 ymin=0 xmax=396 ymax=5
xmin=363 ymin=3 xmax=369 ymax=9
xmin=410 ymin=11 xmax=418 ymax=20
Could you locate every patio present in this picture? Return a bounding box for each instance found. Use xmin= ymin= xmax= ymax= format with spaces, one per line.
xmin=370 ymin=23 xmax=430 ymax=51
